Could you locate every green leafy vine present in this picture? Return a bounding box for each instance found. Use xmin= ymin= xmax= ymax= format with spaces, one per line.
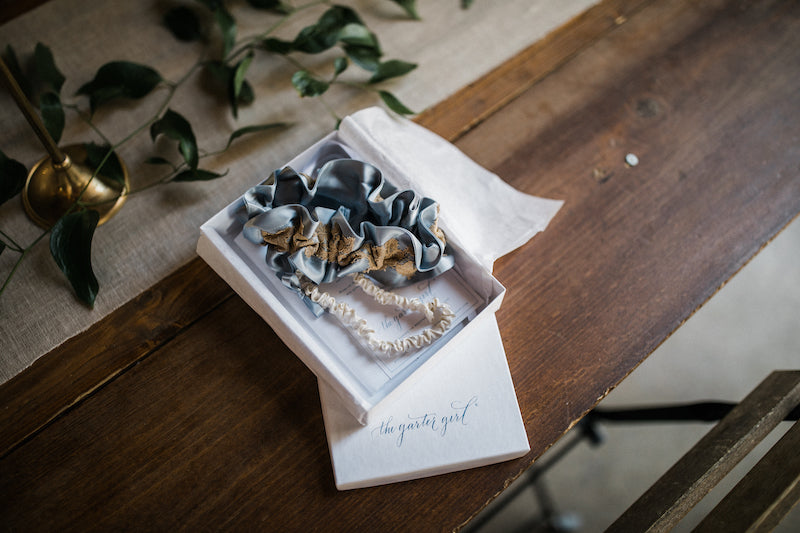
xmin=0 ymin=0 xmax=474 ymax=307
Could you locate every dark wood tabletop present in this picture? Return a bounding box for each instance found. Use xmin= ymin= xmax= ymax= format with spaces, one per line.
xmin=2 ymin=0 xmax=799 ymax=531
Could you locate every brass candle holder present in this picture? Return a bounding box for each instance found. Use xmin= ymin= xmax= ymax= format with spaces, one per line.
xmin=0 ymin=57 xmax=129 ymax=228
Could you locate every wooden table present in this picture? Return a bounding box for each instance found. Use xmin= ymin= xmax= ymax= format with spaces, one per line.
xmin=1 ymin=0 xmax=799 ymax=530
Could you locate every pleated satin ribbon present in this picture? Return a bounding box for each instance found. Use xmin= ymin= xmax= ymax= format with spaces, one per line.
xmin=238 ymin=158 xmax=454 ymax=315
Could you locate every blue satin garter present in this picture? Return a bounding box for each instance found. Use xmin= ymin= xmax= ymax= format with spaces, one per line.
xmin=237 ymin=158 xmax=454 ymax=316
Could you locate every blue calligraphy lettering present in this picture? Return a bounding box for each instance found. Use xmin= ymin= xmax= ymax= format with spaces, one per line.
xmin=370 ymin=396 xmax=479 ymax=448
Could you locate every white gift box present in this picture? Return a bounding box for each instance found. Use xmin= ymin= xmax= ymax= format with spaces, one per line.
xmin=197 ymin=107 xmax=562 ymax=426
xmin=320 ymin=312 xmax=534 ymax=489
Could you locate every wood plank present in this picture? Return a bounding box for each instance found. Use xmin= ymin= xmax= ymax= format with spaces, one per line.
xmin=0 ymin=296 xmax=333 ymax=531
xmin=0 ymin=260 xmax=233 ymax=457
xmin=1 ymin=0 xmax=800 ymax=531
xmin=416 ymin=0 xmax=653 ymax=141
xmin=607 ymin=371 xmax=800 ymax=532
xmin=695 ymin=417 xmax=800 ymax=533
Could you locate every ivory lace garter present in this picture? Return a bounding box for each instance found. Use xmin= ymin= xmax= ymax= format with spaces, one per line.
xmin=238 ymin=158 xmax=456 ymax=356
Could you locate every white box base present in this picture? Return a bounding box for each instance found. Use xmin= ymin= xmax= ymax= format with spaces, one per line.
xmin=198 ymin=127 xmax=503 ymax=425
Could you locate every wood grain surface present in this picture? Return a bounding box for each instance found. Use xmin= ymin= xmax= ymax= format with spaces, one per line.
xmin=2 ymin=0 xmax=800 ymax=531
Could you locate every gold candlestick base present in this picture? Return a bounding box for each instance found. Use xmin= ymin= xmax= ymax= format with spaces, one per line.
xmin=22 ymin=144 xmax=130 ymax=228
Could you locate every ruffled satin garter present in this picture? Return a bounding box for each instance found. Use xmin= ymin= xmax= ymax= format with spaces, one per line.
xmin=238 ymin=158 xmax=455 ymax=356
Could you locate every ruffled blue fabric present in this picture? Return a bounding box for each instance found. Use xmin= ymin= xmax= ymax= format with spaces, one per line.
xmin=237 ymin=158 xmax=454 ymax=315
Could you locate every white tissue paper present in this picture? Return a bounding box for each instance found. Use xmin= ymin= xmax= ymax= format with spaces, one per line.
xmin=318 ymin=108 xmax=561 ymax=489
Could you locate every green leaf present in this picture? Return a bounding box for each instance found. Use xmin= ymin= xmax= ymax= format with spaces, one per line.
xmin=50 ymin=210 xmax=100 ymax=307
xmin=292 ymin=26 xmax=336 ymax=54
xmin=337 ymin=23 xmax=380 ymax=50
xmin=34 ymin=43 xmax=65 ymax=94
xmin=77 ymin=61 xmax=162 ymax=113
xmin=238 ymin=80 xmax=254 ymax=105
xmin=202 ymin=61 xmax=254 ymax=116
xmin=214 ymin=5 xmax=237 ymax=57
xmin=39 ymin=91 xmax=65 ymax=143
xmin=389 ymin=0 xmax=420 ymax=20
xmin=225 ymin=122 xmax=287 ymax=150
xmin=462 ymin=0 xmax=475 ymax=8
xmin=173 ymin=168 xmax=227 ymax=181
xmin=291 ymin=70 xmax=329 ymax=97
xmin=194 ymin=0 xmax=237 ymax=54
xmin=144 ymin=156 xmax=175 ymax=167
xmin=83 ymin=143 xmax=126 ymax=185
xmin=0 ymin=149 xmax=28 ymax=206
xmin=369 ymin=59 xmax=417 ymax=83
xmin=333 ymin=57 xmax=348 ymax=77
xmin=328 ymin=5 xmax=364 ymax=25
xmin=379 ymin=90 xmax=414 ymax=115
xmin=344 ymin=44 xmax=382 ymax=71
xmin=203 ymin=60 xmax=230 ymax=83
xmin=164 ymin=6 xmax=203 ymax=42
xmin=2 ymin=45 xmax=34 ymax=101
xmin=150 ymin=109 xmax=198 ymax=170
xmin=293 ymin=6 xmax=363 ymax=54
xmin=260 ymin=37 xmax=294 ymax=55
xmin=231 ymin=52 xmax=254 ymax=118
xmin=246 ymin=0 xmax=291 ymax=13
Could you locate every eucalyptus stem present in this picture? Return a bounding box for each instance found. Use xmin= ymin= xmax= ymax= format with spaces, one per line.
xmin=0 ymin=59 xmax=206 ymax=299
xmin=80 ymin=60 xmax=207 ymax=200
xmin=1 ymin=250 xmax=29 ymax=296
xmin=0 ymin=228 xmax=49 ymax=298
xmin=63 ymin=103 xmax=112 ymax=145
xmin=334 ymin=79 xmax=391 ymax=101
xmin=333 ymin=79 xmax=368 ymax=91
xmin=117 ymin=61 xmax=201 ymax=150
xmin=0 ymin=229 xmax=24 ymax=252
xmin=225 ymin=0 xmax=327 ymax=62
xmin=317 ymin=95 xmax=341 ymax=124
xmin=284 ymin=54 xmax=307 ymax=72
xmin=122 ymin=163 xmax=188 ymax=195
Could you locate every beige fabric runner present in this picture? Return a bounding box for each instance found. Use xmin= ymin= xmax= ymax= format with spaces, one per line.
xmin=0 ymin=0 xmax=595 ymax=384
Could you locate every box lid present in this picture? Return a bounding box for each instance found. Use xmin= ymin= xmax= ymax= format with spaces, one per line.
xmin=320 ymin=312 xmax=530 ymax=490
